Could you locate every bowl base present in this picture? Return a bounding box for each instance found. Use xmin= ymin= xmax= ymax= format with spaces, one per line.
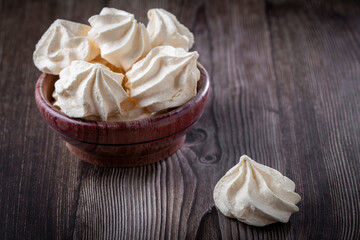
xmin=66 ymin=136 xmax=186 ymax=167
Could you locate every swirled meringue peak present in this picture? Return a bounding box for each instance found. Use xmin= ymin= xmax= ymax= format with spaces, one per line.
xmin=213 ymin=155 xmax=301 ymax=227
xmin=53 ymin=60 xmax=128 ymax=121
xmin=33 ymin=19 xmax=99 ymax=75
xmin=125 ymin=46 xmax=200 ymax=113
xmin=88 ymin=8 xmax=151 ymax=71
xmin=146 ymin=8 xmax=194 ymax=51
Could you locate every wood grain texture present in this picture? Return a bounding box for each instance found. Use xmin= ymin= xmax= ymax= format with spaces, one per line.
xmin=1 ymin=0 xmax=359 ymax=239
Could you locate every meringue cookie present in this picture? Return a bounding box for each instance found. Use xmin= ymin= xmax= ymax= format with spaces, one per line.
xmin=33 ymin=19 xmax=99 ymax=75
xmin=213 ymin=155 xmax=301 ymax=227
xmin=53 ymin=60 xmax=128 ymax=121
xmin=146 ymin=8 xmax=194 ymax=51
xmin=88 ymin=8 xmax=151 ymax=71
xmin=125 ymin=46 xmax=200 ymax=113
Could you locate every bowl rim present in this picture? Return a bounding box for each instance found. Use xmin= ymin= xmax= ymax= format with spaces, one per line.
xmin=36 ymin=62 xmax=210 ymax=130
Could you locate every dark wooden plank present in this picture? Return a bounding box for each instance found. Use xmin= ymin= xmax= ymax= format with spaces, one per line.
xmin=1 ymin=0 xmax=360 ymax=239
xmin=266 ymin=1 xmax=360 ymax=239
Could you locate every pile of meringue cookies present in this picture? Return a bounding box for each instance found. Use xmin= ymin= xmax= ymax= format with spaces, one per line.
xmin=33 ymin=8 xmax=200 ymax=122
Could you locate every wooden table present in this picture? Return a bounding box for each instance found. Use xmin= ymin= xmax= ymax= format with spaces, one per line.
xmin=1 ymin=0 xmax=359 ymax=239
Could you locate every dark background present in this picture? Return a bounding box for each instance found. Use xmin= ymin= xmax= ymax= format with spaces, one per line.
xmin=1 ymin=0 xmax=359 ymax=239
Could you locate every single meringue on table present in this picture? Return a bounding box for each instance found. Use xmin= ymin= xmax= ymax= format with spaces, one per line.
xmin=146 ymin=8 xmax=194 ymax=51
xmin=125 ymin=45 xmax=200 ymax=113
xmin=33 ymin=19 xmax=99 ymax=75
xmin=88 ymin=7 xmax=151 ymax=71
xmin=213 ymin=155 xmax=301 ymax=227
xmin=52 ymin=60 xmax=128 ymax=121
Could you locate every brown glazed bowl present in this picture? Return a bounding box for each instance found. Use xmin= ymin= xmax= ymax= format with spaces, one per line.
xmin=35 ymin=63 xmax=210 ymax=167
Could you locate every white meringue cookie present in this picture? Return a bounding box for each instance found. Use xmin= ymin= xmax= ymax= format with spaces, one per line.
xmin=125 ymin=46 xmax=200 ymax=113
xmin=88 ymin=7 xmax=151 ymax=71
xmin=53 ymin=60 xmax=128 ymax=121
xmin=146 ymin=8 xmax=194 ymax=51
xmin=33 ymin=19 xmax=99 ymax=75
xmin=213 ymin=155 xmax=301 ymax=227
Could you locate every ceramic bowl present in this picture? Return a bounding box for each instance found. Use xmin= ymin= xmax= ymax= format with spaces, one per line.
xmin=35 ymin=63 xmax=210 ymax=167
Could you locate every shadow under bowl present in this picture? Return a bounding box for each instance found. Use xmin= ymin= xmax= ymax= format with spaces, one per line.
xmin=35 ymin=63 xmax=210 ymax=167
